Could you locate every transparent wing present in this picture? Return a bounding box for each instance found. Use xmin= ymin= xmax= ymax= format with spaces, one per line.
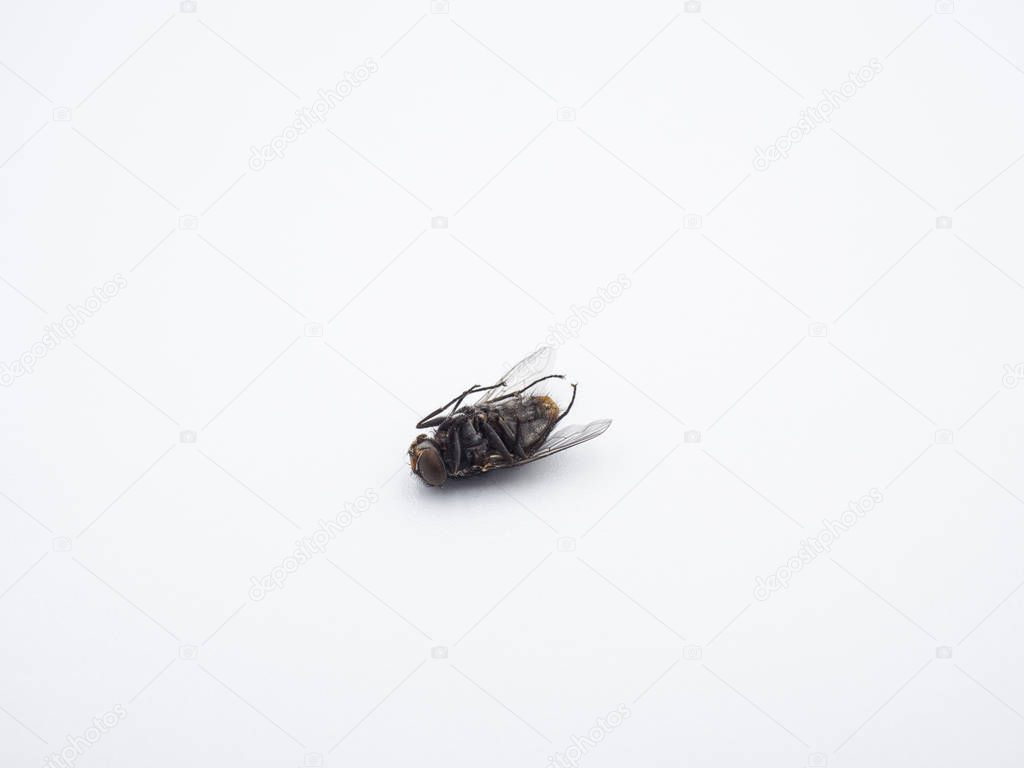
xmin=474 ymin=346 xmax=557 ymax=405
xmin=517 ymin=419 xmax=612 ymax=465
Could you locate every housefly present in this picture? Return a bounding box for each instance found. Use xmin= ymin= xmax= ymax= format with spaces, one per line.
xmin=408 ymin=347 xmax=611 ymax=487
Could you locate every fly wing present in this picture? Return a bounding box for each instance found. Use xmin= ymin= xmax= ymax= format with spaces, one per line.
xmin=516 ymin=419 xmax=612 ymax=465
xmin=474 ymin=346 xmax=556 ymax=405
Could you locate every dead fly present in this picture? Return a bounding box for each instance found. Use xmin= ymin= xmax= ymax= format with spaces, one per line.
xmin=408 ymin=347 xmax=611 ymax=487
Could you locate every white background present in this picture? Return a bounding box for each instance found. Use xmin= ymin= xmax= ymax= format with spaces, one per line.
xmin=2 ymin=1 xmax=1024 ymax=766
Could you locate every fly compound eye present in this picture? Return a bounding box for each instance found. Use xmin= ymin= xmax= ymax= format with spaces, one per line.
xmin=414 ymin=443 xmax=446 ymax=487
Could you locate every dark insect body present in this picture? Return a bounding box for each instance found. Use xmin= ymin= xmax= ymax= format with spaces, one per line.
xmin=408 ymin=348 xmax=611 ymax=487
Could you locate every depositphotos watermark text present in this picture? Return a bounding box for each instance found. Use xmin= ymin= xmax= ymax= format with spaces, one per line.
xmin=545 ymin=704 xmax=631 ymax=768
xmin=753 ymin=58 xmax=883 ymax=171
xmin=43 ymin=704 xmax=126 ymax=768
xmin=1 ymin=274 xmax=127 ymax=386
xmin=754 ymin=488 xmax=883 ymax=600
xmin=248 ymin=489 xmax=379 ymax=600
xmin=249 ymin=58 xmax=379 ymax=170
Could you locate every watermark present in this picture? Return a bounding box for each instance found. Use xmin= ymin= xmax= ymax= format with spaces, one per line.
xmin=248 ymin=58 xmax=379 ymax=170
xmin=1 ymin=274 xmax=127 ymax=387
xmin=545 ymin=704 xmax=631 ymax=768
xmin=248 ymin=489 xmax=379 ymax=600
xmin=504 ymin=274 xmax=632 ymax=381
xmin=753 ymin=58 xmax=883 ymax=171
xmin=542 ymin=274 xmax=631 ymax=349
xmin=43 ymin=704 xmax=126 ymax=768
xmin=1002 ymin=362 xmax=1024 ymax=388
xmin=492 ymin=274 xmax=631 ymax=388
xmin=483 ymin=274 xmax=632 ymax=400
xmin=754 ymin=488 xmax=883 ymax=600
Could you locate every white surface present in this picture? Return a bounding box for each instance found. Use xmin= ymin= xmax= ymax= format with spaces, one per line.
xmin=2 ymin=1 xmax=1024 ymax=766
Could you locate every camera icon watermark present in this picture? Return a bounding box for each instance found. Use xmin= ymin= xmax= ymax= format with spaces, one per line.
xmin=178 ymin=214 xmax=199 ymax=231
xmin=808 ymin=753 xmax=828 ymax=767
xmin=52 ymin=106 xmax=72 ymax=122
xmin=935 ymin=215 xmax=953 ymax=229
xmin=430 ymin=0 xmax=450 ymax=14
xmin=431 ymin=645 xmax=449 ymax=659
xmin=431 ymin=215 xmax=448 ymax=229
xmin=180 ymin=430 xmax=197 ymax=444
xmin=936 ymin=646 xmax=953 ymax=659
xmin=180 ymin=0 xmax=197 ymax=11
xmin=304 ymin=322 xmax=324 ymax=338
xmin=303 ymin=753 xmax=324 ymax=767
xmin=179 ymin=645 xmax=199 ymax=660
xmin=557 ymin=536 xmax=577 ymax=552
xmin=52 ymin=536 xmax=72 ymax=552
xmin=1003 ymin=362 xmax=1024 ymax=388
xmin=684 ymin=429 xmax=701 ymax=444
xmin=808 ymin=322 xmax=828 ymax=338
xmin=933 ymin=429 xmax=954 ymax=445
xmin=684 ymin=0 xmax=702 ymax=13
xmin=682 ymin=645 xmax=702 ymax=660
xmin=682 ymin=213 xmax=702 ymax=230
xmin=557 ymin=106 xmax=576 ymax=122
xmin=935 ymin=0 xmax=954 ymax=13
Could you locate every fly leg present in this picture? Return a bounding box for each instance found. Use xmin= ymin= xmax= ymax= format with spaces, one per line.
xmin=514 ymin=419 xmax=528 ymax=459
xmin=496 ymin=414 xmax=526 ymax=459
xmin=516 ymin=374 xmax=565 ymax=397
xmin=447 ymin=423 xmax=461 ymax=473
xmin=551 ymin=382 xmax=578 ymax=428
xmin=484 ymin=374 xmax=566 ymax=406
xmin=480 ymin=418 xmax=513 ymax=461
xmin=460 ymin=418 xmax=489 ymax=468
xmin=416 ymin=381 xmax=507 ymax=428
xmin=494 ymin=413 xmax=515 ymax=443
xmin=420 ymin=375 xmax=566 ymax=428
